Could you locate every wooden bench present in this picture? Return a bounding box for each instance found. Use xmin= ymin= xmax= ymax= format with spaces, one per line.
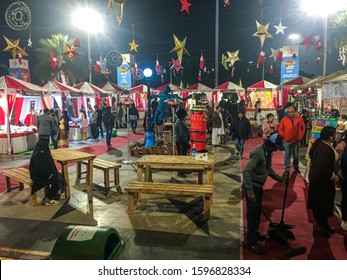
xmin=76 ymin=158 xmax=121 ymax=194
xmin=2 ymin=167 xmax=38 ymax=206
xmin=144 ymin=166 xmax=205 ymax=184
xmin=125 ymin=181 xmax=213 ymax=219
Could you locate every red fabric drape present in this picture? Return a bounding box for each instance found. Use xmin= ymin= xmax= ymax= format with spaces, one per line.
xmin=14 ymin=97 xmax=24 ymax=125
xmin=73 ymin=98 xmax=78 ymax=118
xmin=0 ymin=107 xmax=5 ymax=125
xmin=96 ymin=97 xmax=100 ymax=107
xmin=41 ymin=96 xmax=48 ymax=109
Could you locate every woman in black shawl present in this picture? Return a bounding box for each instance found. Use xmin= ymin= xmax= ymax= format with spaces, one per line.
xmin=308 ymin=126 xmax=339 ymax=237
xmin=29 ymin=141 xmax=60 ymax=205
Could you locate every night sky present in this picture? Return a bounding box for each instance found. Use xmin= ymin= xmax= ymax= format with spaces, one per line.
xmin=0 ymin=0 xmax=345 ymax=88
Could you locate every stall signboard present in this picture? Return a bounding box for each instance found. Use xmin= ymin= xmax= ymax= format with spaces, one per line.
xmin=322 ymin=83 xmax=347 ymax=99
xmin=305 ymin=116 xmax=338 ymax=160
xmin=280 ymin=45 xmax=299 ymax=85
xmin=117 ymin=54 xmax=133 ymax=90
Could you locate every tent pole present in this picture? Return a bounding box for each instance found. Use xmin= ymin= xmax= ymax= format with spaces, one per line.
xmin=5 ymin=89 xmax=12 ymax=155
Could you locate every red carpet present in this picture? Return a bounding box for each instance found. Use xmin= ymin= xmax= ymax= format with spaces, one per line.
xmin=241 ymin=136 xmax=347 ymax=259
xmin=0 ymin=131 xmax=144 ymax=193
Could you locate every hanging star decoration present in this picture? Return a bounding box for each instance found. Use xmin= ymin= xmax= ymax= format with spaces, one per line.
xmin=274 ymin=20 xmax=287 ymax=35
xmin=129 ymin=24 xmax=139 ymax=52
xmin=221 ymin=53 xmax=229 ymax=70
xmin=269 ymin=48 xmax=278 ymax=62
xmin=226 ymin=50 xmax=239 ymax=67
xmin=180 ymin=0 xmax=192 ymax=14
xmin=129 ymin=39 xmax=139 ymax=52
xmin=62 ymin=42 xmax=81 ymax=61
xmin=299 ymin=34 xmax=314 ymax=51
xmin=107 ymin=0 xmax=127 ymax=25
xmin=170 ymin=34 xmax=190 ymax=62
xmin=252 ymin=20 xmax=273 ymax=48
xmin=170 ymin=58 xmax=184 ymax=73
xmin=27 ymin=37 xmax=32 ymax=47
xmin=3 ymin=36 xmax=25 ymax=59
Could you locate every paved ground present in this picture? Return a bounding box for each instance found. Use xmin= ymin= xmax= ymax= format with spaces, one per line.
xmin=0 ymin=129 xmax=244 ymax=260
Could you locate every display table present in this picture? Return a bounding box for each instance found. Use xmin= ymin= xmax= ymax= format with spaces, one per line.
xmin=246 ymin=108 xmax=277 ymax=120
xmin=0 ymin=131 xmax=38 ymax=154
xmin=69 ymin=125 xmax=81 ymax=141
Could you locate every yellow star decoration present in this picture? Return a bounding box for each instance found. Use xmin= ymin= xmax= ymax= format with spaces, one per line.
xmin=129 ymin=39 xmax=139 ymax=52
xmin=170 ymin=34 xmax=190 ymax=62
xmin=3 ymin=36 xmax=24 ymax=59
xmin=221 ymin=53 xmax=228 ymax=70
xmin=252 ymin=20 xmax=273 ymax=48
xmin=226 ymin=50 xmax=240 ymax=67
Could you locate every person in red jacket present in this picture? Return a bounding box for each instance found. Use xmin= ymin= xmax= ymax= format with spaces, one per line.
xmin=278 ymin=106 xmax=306 ymax=177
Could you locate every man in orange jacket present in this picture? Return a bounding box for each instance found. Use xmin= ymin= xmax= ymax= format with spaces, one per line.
xmin=278 ymin=106 xmax=306 ymax=177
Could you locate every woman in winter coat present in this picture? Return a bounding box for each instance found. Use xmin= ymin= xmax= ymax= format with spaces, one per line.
xmin=230 ymin=111 xmax=250 ymax=159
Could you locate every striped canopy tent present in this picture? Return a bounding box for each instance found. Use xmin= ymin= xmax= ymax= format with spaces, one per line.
xmin=247 ymin=80 xmax=278 ymax=109
xmin=98 ymin=81 xmax=126 ymax=93
xmin=73 ymin=82 xmax=112 ymax=114
xmin=156 ymin=83 xmax=182 ymax=93
xmin=42 ymin=80 xmax=81 ymax=112
xmin=279 ymin=76 xmax=311 ymax=107
xmin=128 ymin=84 xmax=158 ymax=111
xmin=214 ymin=81 xmax=245 ymax=105
xmin=183 ymin=83 xmax=213 ymax=107
xmin=0 ymin=75 xmax=45 ymax=155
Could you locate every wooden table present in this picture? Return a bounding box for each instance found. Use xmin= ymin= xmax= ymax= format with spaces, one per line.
xmin=136 ymin=155 xmax=215 ymax=185
xmin=51 ymin=149 xmax=95 ymax=198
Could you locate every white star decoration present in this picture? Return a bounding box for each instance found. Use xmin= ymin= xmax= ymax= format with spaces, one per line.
xmin=274 ymin=20 xmax=287 ymax=35
xmin=27 ymin=37 xmax=32 ymax=47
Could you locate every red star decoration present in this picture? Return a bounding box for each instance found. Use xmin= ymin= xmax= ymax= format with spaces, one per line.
xmin=180 ymin=0 xmax=192 ymax=14
xmin=299 ymin=34 xmax=314 ymax=51
xmin=48 ymin=52 xmax=57 ymax=69
xmin=170 ymin=58 xmax=184 ymax=73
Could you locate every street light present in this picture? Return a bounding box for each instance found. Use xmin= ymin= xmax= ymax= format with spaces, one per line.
xmin=289 ymin=33 xmax=300 ymax=46
xmin=72 ymin=7 xmax=104 ymax=83
xmin=300 ymin=0 xmax=347 ymax=76
xmin=143 ymin=68 xmax=155 ymax=148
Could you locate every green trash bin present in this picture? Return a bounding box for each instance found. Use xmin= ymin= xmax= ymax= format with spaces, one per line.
xmin=50 ymin=225 xmax=125 ymax=260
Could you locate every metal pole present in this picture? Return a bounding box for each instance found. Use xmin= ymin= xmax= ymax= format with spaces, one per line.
xmin=147 ymin=80 xmax=152 ymax=132
xmin=172 ymin=106 xmax=175 ymax=156
xmin=262 ymin=58 xmax=265 ymax=80
xmin=214 ymin=0 xmax=219 ymax=87
xmin=322 ymin=15 xmax=328 ymax=76
xmin=122 ymin=106 xmax=134 ymax=164
xmin=87 ymin=31 xmax=92 ymax=83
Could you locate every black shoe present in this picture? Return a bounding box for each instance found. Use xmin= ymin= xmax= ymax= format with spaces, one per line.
xmin=313 ymin=223 xmax=331 ymax=238
xmin=293 ymin=169 xmax=301 ymax=174
xmin=256 ymin=232 xmax=267 ymax=241
xmin=248 ymin=243 xmax=266 ymax=255
xmin=282 ymin=171 xmax=290 ymax=178
xmin=324 ymin=224 xmax=336 ymax=234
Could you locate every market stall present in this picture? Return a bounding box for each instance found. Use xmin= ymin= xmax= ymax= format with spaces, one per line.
xmin=246 ymin=80 xmax=278 ymax=119
xmin=99 ymin=81 xmax=126 ymax=108
xmin=213 ymin=81 xmax=245 ymax=107
xmin=279 ymin=76 xmax=312 ymax=108
xmin=184 ymin=83 xmax=213 ymax=108
xmin=128 ymin=84 xmax=158 ymax=118
xmin=0 ymin=75 xmax=45 ymax=155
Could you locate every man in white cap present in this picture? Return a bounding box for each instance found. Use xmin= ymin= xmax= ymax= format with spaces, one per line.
xmin=243 ymin=132 xmax=288 ymax=255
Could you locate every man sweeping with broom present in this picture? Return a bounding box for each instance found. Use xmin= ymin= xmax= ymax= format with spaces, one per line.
xmin=243 ymin=133 xmax=287 ymax=255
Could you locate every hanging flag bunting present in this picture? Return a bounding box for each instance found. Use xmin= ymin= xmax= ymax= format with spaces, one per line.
xmin=277 ymin=48 xmax=283 ymax=61
xmin=315 ymin=35 xmax=322 ymax=51
xmin=269 ymin=48 xmax=278 ymax=62
xmin=198 ymin=70 xmax=202 ymax=81
xmin=315 ymin=57 xmax=320 ymax=66
xmin=199 ymin=50 xmax=204 ymax=70
xmin=223 ymin=0 xmax=231 ymax=7
xmin=161 ymin=74 xmax=164 ymax=83
xmin=155 ymin=54 xmax=163 ymax=74
xmin=269 ymin=65 xmax=273 ymax=75
xmin=257 ymin=51 xmax=265 ymax=68
xmin=231 ymin=67 xmax=235 ymax=78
